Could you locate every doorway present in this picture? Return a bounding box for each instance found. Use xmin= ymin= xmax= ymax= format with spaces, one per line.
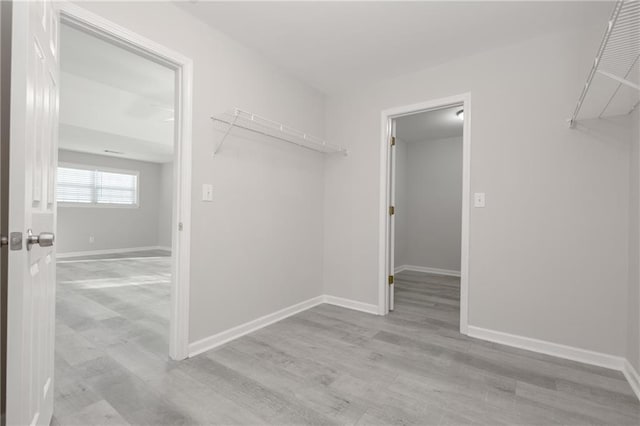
xmin=56 ymin=3 xmax=193 ymax=363
xmin=379 ymin=94 xmax=471 ymax=334
xmin=55 ymin=16 xmax=177 ymax=387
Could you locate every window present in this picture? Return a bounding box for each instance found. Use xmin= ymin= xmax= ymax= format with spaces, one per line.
xmin=57 ymin=164 xmax=139 ymax=207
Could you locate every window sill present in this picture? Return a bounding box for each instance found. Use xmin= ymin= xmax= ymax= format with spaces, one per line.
xmin=57 ymin=203 xmax=140 ymax=209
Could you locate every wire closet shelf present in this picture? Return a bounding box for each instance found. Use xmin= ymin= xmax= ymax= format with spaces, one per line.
xmin=210 ymin=108 xmax=348 ymax=156
xmin=569 ymin=0 xmax=640 ymax=127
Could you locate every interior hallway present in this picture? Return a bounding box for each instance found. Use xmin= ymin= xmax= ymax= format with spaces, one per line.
xmin=53 ymin=267 xmax=640 ymax=425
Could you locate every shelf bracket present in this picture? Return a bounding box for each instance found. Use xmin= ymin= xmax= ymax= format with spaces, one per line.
xmin=596 ymin=70 xmax=640 ymax=92
xmin=213 ymin=111 xmax=240 ymax=155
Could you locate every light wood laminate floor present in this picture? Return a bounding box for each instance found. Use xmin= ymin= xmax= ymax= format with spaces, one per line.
xmin=54 ymin=260 xmax=640 ymax=425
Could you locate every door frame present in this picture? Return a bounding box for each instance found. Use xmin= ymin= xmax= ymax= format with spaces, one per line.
xmin=378 ymin=93 xmax=471 ymax=335
xmin=55 ymin=2 xmax=193 ymax=360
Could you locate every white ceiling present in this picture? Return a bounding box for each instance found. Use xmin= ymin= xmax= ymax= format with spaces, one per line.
xmin=59 ymin=24 xmax=175 ymax=163
xmin=396 ymin=105 xmax=463 ymax=143
xmin=177 ymin=1 xmax=613 ymax=94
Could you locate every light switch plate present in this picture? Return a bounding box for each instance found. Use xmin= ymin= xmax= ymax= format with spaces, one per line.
xmin=202 ymin=184 xmax=213 ymax=202
xmin=474 ymin=192 xmax=486 ymax=208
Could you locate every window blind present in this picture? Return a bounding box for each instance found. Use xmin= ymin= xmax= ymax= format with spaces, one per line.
xmin=57 ymin=167 xmax=95 ymax=203
xmin=57 ymin=166 xmax=138 ymax=206
xmin=95 ymin=170 xmax=137 ymax=205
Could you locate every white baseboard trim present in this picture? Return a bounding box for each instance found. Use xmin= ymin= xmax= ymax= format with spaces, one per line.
xmin=469 ymin=326 xmax=640 ymax=402
xmin=623 ymin=360 xmax=640 ymax=402
xmin=188 ymin=294 xmax=379 ymax=357
xmin=467 ymin=325 xmax=625 ymax=371
xmin=394 ymin=264 xmax=461 ymax=277
xmin=186 ymin=297 xmax=640 ymax=402
xmin=188 ymin=296 xmax=325 ymax=357
xmin=322 ymin=295 xmax=380 ymax=315
xmin=57 ymin=245 xmax=170 ymax=259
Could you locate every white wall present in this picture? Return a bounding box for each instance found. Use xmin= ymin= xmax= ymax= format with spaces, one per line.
xmin=57 ymin=150 xmax=166 ymax=253
xmin=74 ymin=1 xmax=326 ymax=344
xmin=71 ymin=2 xmax=639 ymax=366
xmin=395 ymin=136 xmax=462 ymax=272
xmin=323 ymin=27 xmax=631 ymax=357
xmin=157 ymin=162 xmax=173 ymax=249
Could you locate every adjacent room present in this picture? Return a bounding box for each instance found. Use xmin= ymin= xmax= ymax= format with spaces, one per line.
xmin=53 ymin=21 xmax=176 ymax=403
xmin=392 ymin=106 xmax=464 ymax=325
xmin=3 ymin=1 xmax=640 ymax=425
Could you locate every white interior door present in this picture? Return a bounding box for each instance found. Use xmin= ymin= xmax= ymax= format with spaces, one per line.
xmin=388 ymin=119 xmax=397 ymax=312
xmin=6 ymin=1 xmax=59 ymax=425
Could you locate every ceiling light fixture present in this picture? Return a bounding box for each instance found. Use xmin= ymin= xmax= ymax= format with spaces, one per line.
xmin=456 ymin=109 xmax=464 ymax=121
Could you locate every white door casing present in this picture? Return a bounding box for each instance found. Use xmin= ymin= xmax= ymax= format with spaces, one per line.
xmin=6 ymin=1 xmax=59 ymax=425
xmin=56 ymin=0 xmax=194 ymax=361
xmin=388 ymin=120 xmax=397 ymax=312
xmin=379 ymin=93 xmax=471 ymax=335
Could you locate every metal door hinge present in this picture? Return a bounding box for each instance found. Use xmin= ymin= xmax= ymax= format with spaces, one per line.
xmin=388 ymin=275 xmax=394 ymax=285
xmin=390 ymin=136 xmax=396 ymax=146
xmin=178 ymin=222 xmax=184 ymax=231
xmin=389 ymin=206 xmax=395 ymax=215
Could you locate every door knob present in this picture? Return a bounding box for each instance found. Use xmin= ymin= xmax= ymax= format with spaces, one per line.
xmin=26 ymin=229 xmax=55 ymax=251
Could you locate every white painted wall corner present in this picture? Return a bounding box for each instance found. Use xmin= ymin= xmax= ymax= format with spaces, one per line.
xmin=623 ymin=360 xmax=640 ymax=402
xmin=188 ymin=296 xmax=325 ymax=357
xmin=188 ymin=294 xmax=379 ymax=357
xmin=322 ymin=295 xmax=380 ymax=315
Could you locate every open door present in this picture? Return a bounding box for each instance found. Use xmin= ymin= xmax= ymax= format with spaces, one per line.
xmin=388 ymin=119 xmax=397 ymax=312
xmin=6 ymin=1 xmax=59 ymax=425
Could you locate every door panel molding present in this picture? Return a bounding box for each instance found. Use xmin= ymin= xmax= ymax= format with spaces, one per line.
xmin=7 ymin=1 xmax=59 ymax=424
